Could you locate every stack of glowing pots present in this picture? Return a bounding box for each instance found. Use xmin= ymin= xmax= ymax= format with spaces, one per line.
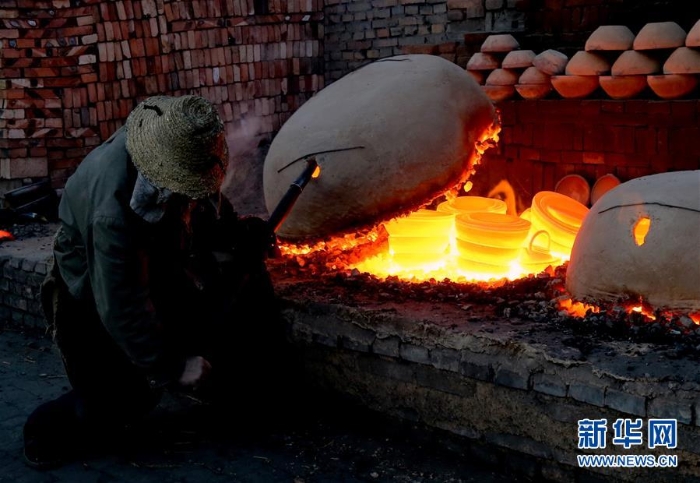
xmin=385 ymin=209 xmax=455 ymax=270
xmin=437 ymin=195 xmax=507 ymax=215
xmin=528 ymin=191 xmax=589 ymax=259
xmin=454 ymin=212 xmax=531 ymax=277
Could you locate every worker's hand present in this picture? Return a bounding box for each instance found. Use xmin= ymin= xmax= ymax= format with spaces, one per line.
xmin=178 ymin=356 xmax=212 ymax=387
xmin=234 ymin=216 xmax=278 ymax=260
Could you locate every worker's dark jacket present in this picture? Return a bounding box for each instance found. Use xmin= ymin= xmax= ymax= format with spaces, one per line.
xmin=53 ymin=127 xmax=215 ymax=385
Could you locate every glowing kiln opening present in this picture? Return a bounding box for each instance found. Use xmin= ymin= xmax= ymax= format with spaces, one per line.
xmin=633 ymin=216 xmax=651 ymax=246
xmin=348 ymin=190 xmax=589 ymax=283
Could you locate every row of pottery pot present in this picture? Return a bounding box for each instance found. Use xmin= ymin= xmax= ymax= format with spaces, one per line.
xmin=467 ymin=20 xmax=700 ymax=101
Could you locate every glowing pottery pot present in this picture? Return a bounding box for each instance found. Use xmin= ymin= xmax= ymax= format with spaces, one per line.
xmin=385 ymin=210 xmax=454 ymax=267
xmin=519 ymin=230 xmax=560 ymax=273
xmin=437 ymin=196 xmax=507 ymax=215
xmin=455 ymin=212 xmax=531 ymax=270
xmin=529 ymin=191 xmax=589 ymax=258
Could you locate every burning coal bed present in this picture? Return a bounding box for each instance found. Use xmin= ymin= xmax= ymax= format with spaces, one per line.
xmin=269 ymin=227 xmax=700 ymax=360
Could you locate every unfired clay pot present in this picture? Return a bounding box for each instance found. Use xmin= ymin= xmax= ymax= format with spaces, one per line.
xmin=551 ymin=75 xmax=600 ymax=98
xmin=565 ymin=51 xmax=611 ymax=76
xmin=263 ymin=55 xmax=499 ymax=239
xmin=566 ymin=170 xmax=700 ymax=312
xmin=686 ymin=19 xmax=700 ymax=47
xmin=533 ymin=49 xmax=569 ymax=75
xmin=485 ymin=68 xmax=519 ymax=86
xmin=481 ymin=34 xmax=520 ymax=53
xmin=633 ymin=21 xmax=687 ymax=51
xmin=663 ymin=46 xmax=700 ymax=74
xmin=585 ymin=25 xmax=636 ymax=52
xmin=515 ymin=83 xmax=553 ymax=100
xmin=502 ymin=50 xmax=536 ymax=69
xmin=647 ymin=74 xmax=699 ymax=99
xmin=611 ymin=50 xmax=662 ymax=76
xmin=467 ymin=52 xmax=501 ymax=71
xmin=599 ymin=75 xmax=648 ymax=99
xmin=519 ymin=66 xmax=551 ymax=85
xmin=483 ymin=85 xmax=515 ymax=102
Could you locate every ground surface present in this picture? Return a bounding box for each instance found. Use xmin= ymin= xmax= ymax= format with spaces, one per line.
xmin=0 ymin=320 xmax=518 ymax=483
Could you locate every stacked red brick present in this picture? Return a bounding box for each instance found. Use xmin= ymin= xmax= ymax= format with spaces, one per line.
xmin=0 ymin=0 xmax=323 ymax=188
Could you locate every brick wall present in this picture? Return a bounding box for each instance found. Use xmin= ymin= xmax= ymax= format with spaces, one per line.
xmin=0 ymin=253 xmax=49 ymax=330
xmin=520 ymin=0 xmax=700 ymax=54
xmin=470 ymin=99 xmax=700 ymax=211
xmin=323 ymin=0 xmax=525 ymax=82
xmin=0 ymin=0 xmax=323 ymax=189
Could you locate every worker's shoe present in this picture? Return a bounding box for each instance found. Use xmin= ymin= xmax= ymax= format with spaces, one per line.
xmin=23 ymin=391 xmax=82 ymax=470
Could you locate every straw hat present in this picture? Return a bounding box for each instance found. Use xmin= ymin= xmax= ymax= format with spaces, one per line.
xmin=125 ymin=95 xmax=228 ymax=199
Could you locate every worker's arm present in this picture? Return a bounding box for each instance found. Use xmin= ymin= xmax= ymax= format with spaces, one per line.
xmin=87 ymin=215 xmax=187 ymax=387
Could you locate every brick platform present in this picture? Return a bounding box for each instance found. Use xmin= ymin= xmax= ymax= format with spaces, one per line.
xmin=2 ymin=233 xmax=699 ymax=482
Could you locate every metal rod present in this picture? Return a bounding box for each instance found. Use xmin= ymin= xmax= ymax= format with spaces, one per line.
xmin=267 ymin=157 xmax=319 ymax=233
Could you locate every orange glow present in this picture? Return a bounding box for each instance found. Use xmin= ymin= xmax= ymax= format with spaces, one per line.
xmin=558 ymin=298 xmax=600 ymax=317
xmin=0 ymin=230 xmax=14 ymax=241
xmin=633 ymin=216 xmax=651 ymax=246
xmin=556 ymin=297 xmax=700 ymax=323
xmin=529 ymin=191 xmax=589 ymax=260
xmin=353 ymin=202 xmax=558 ymax=282
xmin=282 ymin=185 xmax=591 ymax=283
xmin=630 ymin=305 xmax=656 ymax=320
xmin=312 ymin=165 xmax=321 ymax=179
xmin=351 ymin=188 xmax=589 ymax=282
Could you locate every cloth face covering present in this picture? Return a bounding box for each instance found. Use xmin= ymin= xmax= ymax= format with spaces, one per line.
xmin=129 ymin=172 xmax=174 ymax=224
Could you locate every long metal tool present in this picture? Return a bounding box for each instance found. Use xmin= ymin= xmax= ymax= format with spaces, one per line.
xmin=267 ymin=157 xmax=319 ymax=233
